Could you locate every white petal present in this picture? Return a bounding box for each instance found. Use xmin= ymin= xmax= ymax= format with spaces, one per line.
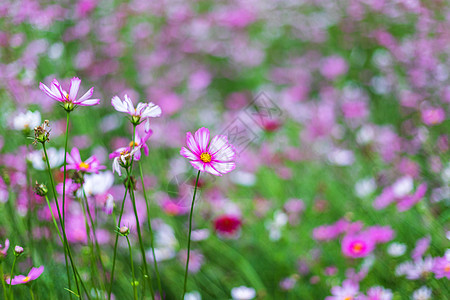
xmin=194 ymin=127 xmax=210 ymax=153
xmin=111 ymin=96 xmax=129 ymax=113
xmin=69 ymin=77 xmax=81 ymax=101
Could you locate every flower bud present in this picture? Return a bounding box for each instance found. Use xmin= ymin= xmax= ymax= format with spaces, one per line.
xmin=33 ymin=120 xmax=50 ymax=144
xmin=119 ymin=226 xmax=129 ymax=236
xmin=34 ymin=182 xmax=48 ymax=196
xmin=14 ymin=246 xmax=23 ymax=256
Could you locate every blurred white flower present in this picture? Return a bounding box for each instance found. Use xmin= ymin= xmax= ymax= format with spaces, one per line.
xmin=412 ymin=286 xmax=432 ymax=300
xmin=13 ymin=110 xmax=41 ymax=131
xmin=231 ymin=286 xmax=256 ymax=300
xmin=265 ymin=210 xmax=288 ymax=241
xmin=184 ymin=291 xmax=201 ymax=300
xmin=387 ymin=242 xmax=407 ymax=257
xmin=81 ymin=171 xmax=114 ymax=197
xmin=28 ymin=148 xmax=64 ymax=170
xmin=328 ymin=149 xmax=355 ymax=166
xmin=354 ymin=178 xmax=376 ymax=198
xmin=230 ymin=171 xmax=256 ymax=187
xmin=147 ymin=222 xmax=178 ymax=262
xmin=356 ymin=125 xmax=375 ymax=145
xmin=392 ymin=176 xmax=413 ymax=198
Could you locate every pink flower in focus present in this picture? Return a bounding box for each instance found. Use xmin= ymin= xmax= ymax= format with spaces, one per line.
xmin=62 ymin=147 xmax=105 ymax=174
xmin=180 ymin=127 xmax=236 ymax=176
xmin=342 ymin=234 xmax=375 ymax=258
xmin=0 ymin=239 xmax=9 ymax=258
xmin=39 ymin=77 xmax=99 ymax=110
xmin=6 ymin=266 xmax=44 ymax=285
xmin=325 ymin=279 xmax=359 ymax=300
xmin=111 ymin=94 xmax=161 ymax=130
xmin=421 ymin=107 xmax=445 ymax=125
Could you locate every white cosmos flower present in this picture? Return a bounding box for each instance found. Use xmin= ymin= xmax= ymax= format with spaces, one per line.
xmin=80 ymin=171 xmax=114 ymax=197
xmin=231 ymin=286 xmax=256 ymax=300
xmin=13 ymin=110 xmax=41 ymax=131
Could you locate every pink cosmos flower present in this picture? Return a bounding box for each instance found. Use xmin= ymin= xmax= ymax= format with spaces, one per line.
xmin=411 ymin=236 xmax=430 ymax=260
xmin=213 ymin=214 xmax=242 ymax=238
xmin=6 ymin=266 xmax=44 ymax=285
xmin=110 ymin=146 xmax=141 ymax=177
xmin=180 ymin=127 xmax=236 ymax=176
xmin=111 ymin=94 xmax=161 ymax=130
xmin=62 ymin=147 xmax=105 ymax=174
xmin=364 ymin=226 xmax=394 ymax=244
xmin=0 ymin=239 xmax=9 ymax=258
xmin=325 ymin=279 xmax=359 ymax=300
xmin=421 ymin=107 xmax=445 ymax=125
xmin=397 ymin=183 xmax=427 ymax=212
xmin=39 ymin=77 xmax=99 ymax=110
xmin=432 ymin=254 xmax=450 ymax=279
xmin=360 ymin=286 xmax=393 ymax=300
xmin=342 ymin=234 xmax=375 ymax=258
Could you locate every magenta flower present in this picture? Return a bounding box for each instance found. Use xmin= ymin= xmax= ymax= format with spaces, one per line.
xmin=342 ymin=234 xmax=375 ymax=258
xmin=6 ymin=266 xmax=44 ymax=285
xmin=0 ymin=239 xmax=9 ymax=258
xmin=361 ymin=286 xmax=393 ymax=300
xmin=111 ymin=95 xmax=161 ymax=129
xmin=39 ymin=77 xmax=99 ymax=111
xmin=180 ymin=127 xmax=236 ymax=176
xmin=325 ymin=279 xmax=359 ymax=300
xmin=421 ymin=107 xmax=445 ymax=126
xmin=62 ymin=147 xmax=105 ymax=174
xmin=432 ymin=254 xmax=450 ymax=279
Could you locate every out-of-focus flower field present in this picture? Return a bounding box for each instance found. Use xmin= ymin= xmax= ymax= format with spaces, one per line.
xmin=0 ymin=0 xmax=449 ymax=299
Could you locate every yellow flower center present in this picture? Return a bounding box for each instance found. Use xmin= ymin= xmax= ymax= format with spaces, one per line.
xmin=22 ymin=276 xmax=31 ymax=283
xmin=352 ymin=242 xmax=364 ymax=253
xmin=344 ymin=297 xmax=353 ymax=300
xmin=445 ymin=264 xmax=450 ymax=273
xmin=79 ymin=162 xmax=90 ymax=170
xmin=200 ymin=152 xmax=212 ymax=163
xmin=129 ymin=141 xmax=138 ymax=147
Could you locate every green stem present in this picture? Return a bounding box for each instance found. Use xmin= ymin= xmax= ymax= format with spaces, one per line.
xmin=29 ymin=287 xmax=35 ymax=300
xmin=62 ymin=112 xmax=70 ymax=224
xmin=42 ymin=143 xmax=91 ymax=299
xmin=8 ymin=256 xmax=17 ymax=298
xmin=108 ymin=186 xmax=128 ymax=300
xmin=138 ymin=161 xmax=162 ymax=295
xmin=44 ymin=195 xmax=64 ymax=242
xmin=182 ymin=170 xmax=201 ymax=300
xmin=126 ymin=236 xmax=138 ymax=300
xmin=128 ymin=172 xmax=155 ymax=300
xmin=0 ymin=262 xmax=8 ymax=300
xmin=82 ymin=188 xmax=107 ymax=293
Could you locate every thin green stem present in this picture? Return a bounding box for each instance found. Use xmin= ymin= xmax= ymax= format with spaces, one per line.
xmin=44 ymin=195 xmax=63 ymax=243
xmin=138 ymin=161 xmax=162 ymax=295
xmin=8 ymin=256 xmax=17 ymax=298
xmin=108 ymin=186 xmax=128 ymax=300
xmin=62 ymin=112 xmax=70 ymax=224
xmin=0 ymin=262 xmax=8 ymax=300
xmin=82 ymin=188 xmax=107 ymax=292
xmin=29 ymin=287 xmax=35 ymax=300
xmin=126 ymin=236 xmax=138 ymax=300
xmin=128 ymin=173 xmax=155 ymax=300
xmin=182 ymin=170 xmax=201 ymax=299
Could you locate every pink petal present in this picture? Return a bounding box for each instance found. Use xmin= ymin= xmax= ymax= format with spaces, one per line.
xmin=204 ymin=164 xmax=223 ymax=176
xmin=180 ymin=147 xmax=198 ymax=160
xmin=70 ymin=148 xmax=82 ymax=163
xmin=51 ymin=79 xmax=66 ymax=99
xmin=78 ymin=87 xmax=94 ymax=102
xmin=186 ymin=132 xmax=201 ymax=155
xmin=190 ymin=160 xmax=206 ymax=172
xmin=194 ymin=127 xmax=210 ymax=153
xmin=69 ymin=77 xmax=81 ymax=101
xmin=39 ymin=82 xmax=63 ymax=102
xmin=29 ymin=266 xmax=44 ymax=279
xmin=211 ymin=161 xmax=235 ymax=175
xmin=76 ymin=98 xmax=100 ymax=106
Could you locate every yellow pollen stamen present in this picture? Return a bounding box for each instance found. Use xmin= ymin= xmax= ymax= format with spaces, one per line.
xmin=129 ymin=141 xmax=138 ymax=147
xmin=22 ymin=276 xmax=31 ymax=283
xmin=344 ymin=297 xmax=352 ymax=300
xmin=352 ymin=242 xmax=364 ymax=253
xmin=445 ymin=264 xmax=450 ymax=272
xmin=79 ymin=162 xmax=90 ymax=169
xmin=200 ymin=152 xmax=212 ymax=163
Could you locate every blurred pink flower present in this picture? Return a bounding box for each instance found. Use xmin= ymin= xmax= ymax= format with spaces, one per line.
xmin=62 ymin=147 xmax=105 ymax=174
xmin=178 ymin=249 xmax=204 ymax=273
xmin=421 ymin=107 xmax=445 ymax=125
xmin=411 ymin=236 xmax=430 ymax=260
xmin=342 ymin=234 xmax=375 ymax=258
xmin=213 ymin=214 xmax=242 ymax=239
xmin=0 ymin=239 xmax=9 ymax=258
xmin=320 ymin=56 xmax=348 ymax=80
xmin=397 ymin=183 xmax=427 ymax=212
xmin=342 ymin=100 xmax=369 ymax=120
xmin=326 ymin=279 xmax=359 ymax=300
xmin=6 ymin=266 xmax=44 ymax=285
xmin=432 ymin=254 xmax=450 ymax=279
xmin=361 ymin=286 xmax=393 ymax=300
xmin=39 ymin=77 xmax=99 ymax=109
xmin=180 ymin=127 xmax=236 ymax=176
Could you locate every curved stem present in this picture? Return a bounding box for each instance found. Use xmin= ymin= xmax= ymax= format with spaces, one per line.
xmin=138 ymin=161 xmax=162 ymax=295
xmin=182 ymin=170 xmax=201 ymax=299
xmin=44 ymin=195 xmax=63 ymax=242
xmin=62 ymin=112 xmax=70 ymax=224
xmin=108 ymin=186 xmax=128 ymax=300
xmin=126 ymin=236 xmax=138 ymax=300
xmin=8 ymin=256 xmax=17 ymax=299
